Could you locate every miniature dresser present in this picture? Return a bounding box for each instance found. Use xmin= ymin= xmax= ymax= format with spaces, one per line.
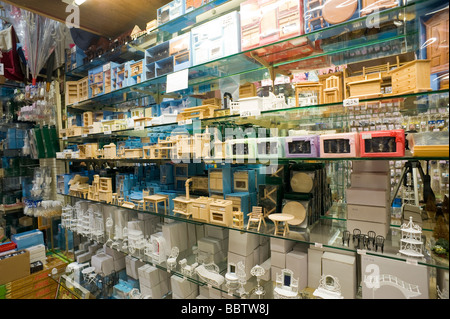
xmin=389 ymin=60 xmax=431 ymax=95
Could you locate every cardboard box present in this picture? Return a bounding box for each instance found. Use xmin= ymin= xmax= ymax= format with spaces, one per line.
xmin=0 ymin=250 xmax=30 ymax=285
xmin=350 ymin=172 xmax=390 ymax=190
xmin=322 ymin=252 xmax=357 ymax=299
xmin=307 ymin=247 xmax=323 ymax=289
xmin=227 ymin=251 xmax=254 ymax=281
xmin=271 ymin=265 xmax=283 ymax=282
xmin=228 ymin=229 xmax=259 ymax=256
xmin=286 ymin=250 xmax=308 ymax=290
xmin=270 ymin=250 xmax=286 ymax=269
xmin=347 ymin=204 xmax=390 ymax=224
xmin=205 ymin=225 xmax=229 ymax=240
xmin=346 ymin=187 xmax=389 ymax=207
xmin=171 ymin=275 xmax=198 ymax=299
xmin=270 ymin=237 xmax=295 ymax=253
xmin=91 ymin=253 xmax=115 ymax=276
xmin=361 ymin=254 xmax=429 ymax=299
xmin=352 ymin=160 xmax=389 ymax=173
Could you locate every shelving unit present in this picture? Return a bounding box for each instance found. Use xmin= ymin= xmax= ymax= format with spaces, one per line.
xmin=54 ymin=0 xmax=449 ymax=300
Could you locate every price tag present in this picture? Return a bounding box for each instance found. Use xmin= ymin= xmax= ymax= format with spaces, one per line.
xmin=240 ymin=108 xmax=261 ymax=117
xmin=104 ymin=130 xmax=112 ymax=135
xmin=406 ymin=258 xmax=418 ymax=266
xmin=82 ymin=134 xmax=88 ymax=138
xmin=361 ymin=133 xmax=372 ymax=139
xmin=343 ymin=98 xmax=360 ymax=107
xmin=134 ymin=126 xmax=145 ymax=131
xmin=314 ymin=242 xmax=323 ymax=248
xmin=62 ymin=137 xmax=68 ymax=141
xmin=357 ymin=249 xmax=367 ymax=255
xmin=178 ymin=119 xmax=193 ymax=126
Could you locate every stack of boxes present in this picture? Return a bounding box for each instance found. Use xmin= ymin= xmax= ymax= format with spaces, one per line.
xmin=103 ymin=244 xmax=127 ymax=273
xmin=270 ymin=238 xmax=307 ymax=291
xmin=137 ymin=264 xmax=170 ymax=298
xmin=197 ymin=225 xmax=228 ymax=265
xmin=171 ymin=275 xmax=199 ymax=299
xmin=346 ymin=160 xmax=391 ymax=237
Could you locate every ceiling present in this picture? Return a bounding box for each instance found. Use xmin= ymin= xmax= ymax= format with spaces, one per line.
xmin=2 ymin=0 xmax=172 ymax=38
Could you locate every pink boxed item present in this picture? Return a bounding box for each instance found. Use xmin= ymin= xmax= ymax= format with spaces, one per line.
xmin=319 ymin=132 xmax=360 ymax=158
xmin=359 ymin=129 xmax=405 ymax=157
xmin=285 ymin=135 xmax=320 ymax=158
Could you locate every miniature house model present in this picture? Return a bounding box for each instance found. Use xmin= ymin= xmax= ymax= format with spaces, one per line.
xmin=399 ymin=216 xmax=424 ymax=258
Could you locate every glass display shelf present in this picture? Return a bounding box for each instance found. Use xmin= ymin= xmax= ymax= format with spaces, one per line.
xmin=62 ymin=89 xmax=449 ymax=143
xmin=60 ymin=193 xmax=449 ymax=270
xmin=64 ymin=0 xmax=429 ymax=110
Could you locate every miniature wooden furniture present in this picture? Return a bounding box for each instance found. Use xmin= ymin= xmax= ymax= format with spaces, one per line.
xmin=83 ymin=112 xmax=93 ymax=127
xmin=144 ymin=194 xmax=168 ymax=214
xmin=323 ymin=75 xmax=340 ymax=103
xmin=209 ymin=200 xmax=233 ymax=226
xmin=88 ymin=175 xmax=100 ymax=201
xmin=269 ymin=213 xmax=294 ymax=236
xmin=176 ymin=104 xmax=220 ymax=121
xmin=78 ymin=143 xmax=98 ymax=159
xmin=239 ymin=82 xmax=257 ymax=98
xmin=134 ymin=117 xmax=152 ymax=128
xmin=389 ymin=60 xmax=432 ymax=95
xmin=121 ymin=202 xmax=136 ymax=209
xmin=98 ymin=177 xmax=113 ymax=204
xmin=135 ymin=190 xmax=149 ymax=211
xmin=202 ymin=98 xmax=222 ymax=107
xmin=246 ymin=206 xmax=265 ymax=232
xmin=103 ymin=143 xmax=116 ymax=159
xmin=346 ymin=72 xmax=383 ymax=98
xmin=190 ymin=197 xmax=215 ymax=222
xmin=173 ymin=197 xmax=193 ymax=217
xmin=123 ymin=148 xmax=143 ymax=159
xmin=232 ymin=211 xmax=244 ymax=229
xmin=295 ymin=82 xmax=323 ymax=107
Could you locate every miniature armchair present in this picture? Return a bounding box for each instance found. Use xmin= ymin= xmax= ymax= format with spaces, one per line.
xmin=246 ymin=206 xmax=265 ymax=232
xmin=166 ymin=246 xmax=179 ymax=270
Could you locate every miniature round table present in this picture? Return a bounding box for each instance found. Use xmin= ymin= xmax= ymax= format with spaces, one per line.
xmin=268 ymin=214 xmax=294 ymax=237
xmin=143 ymin=195 xmax=168 ymax=214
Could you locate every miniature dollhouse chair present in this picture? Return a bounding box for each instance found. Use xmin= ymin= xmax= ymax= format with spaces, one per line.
xmin=246 ymin=206 xmax=265 ymax=232
xmin=274 ymin=269 xmax=299 ymax=299
xmin=136 ymin=190 xmax=149 ymax=211
xmin=166 ymin=246 xmax=179 ymax=270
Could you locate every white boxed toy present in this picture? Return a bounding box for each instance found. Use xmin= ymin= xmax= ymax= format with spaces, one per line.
xmin=321 ymin=252 xmax=357 ymax=299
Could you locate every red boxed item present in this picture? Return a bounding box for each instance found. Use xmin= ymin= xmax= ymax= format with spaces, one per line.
xmin=0 ymin=241 xmax=17 ymax=253
xmin=359 ymin=129 xmax=405 ymax=157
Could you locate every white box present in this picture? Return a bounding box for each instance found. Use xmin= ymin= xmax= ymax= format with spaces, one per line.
xmin=163 ymin=222 xmax=188 ymax=253
xmin=350 ymin=172 xmax=390 ymax=189
xmin=205 ymin=225 xmax=229 ymax=240
xmin=151 ymin=281 xmax=169 ymax=299
xmin=286 ymin=250 xmax=308 ymax=291
xmin=199 ymin=285 xmax=209 ymax=298
xmin=347 ymin=204 xmax=390 ymax=224
xmin=270 ymin=237 xmax=295 ymax=253
xmin=227 ymin=251 xmax=254 ymax=281
xmin=346 ymin=219 xmax=390 ymax=237
xmin=346 ymin=187 xmax=389 ymax=207
xmin=260 ymin=258 xmax=271 ymax=282
xmin=76 ymin=252 xmax=92 ymax=264
xmin=259 ymin=240 xmax=270 ymax=263
xmin=198 ymin=237 xmax=222 ymax=255
xmin=103 ymin=244 xmax=126 ymax=260
xmin=228 ymin=230 xmax=259 ymax=256
xmin=114 ymin=257 xmax=126 ymax=271
xmin=361 ymin=254 xmax=429 ymax=299
xmin=271 ymin=265 xmax=283 ymax=282
xmin=270 ymin=251 xmax=286 ymax=269
xmin=91 ymin=253 xmax=115 ymax=276
xmin=322 ymin=252 xmax=357 ymax=299
xmin=125 ymin=256 xmax=145 ymax=280
xmin=171 ymin=275 xmax=198 ymax=299
xmin=352 ymin=160 xmax=389 ymax=173
xmin=307 ymin=248 xmax=323 ymax=289
xmin=139 ymin=284 xmax=152 ymax=297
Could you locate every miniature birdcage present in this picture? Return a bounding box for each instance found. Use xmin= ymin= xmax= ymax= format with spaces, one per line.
xmin=399 ymin=216 xmax=424 ymax=258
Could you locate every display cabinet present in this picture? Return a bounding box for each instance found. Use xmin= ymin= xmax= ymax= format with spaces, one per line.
xmin=54 ymin=0 xmax=449 ymax=300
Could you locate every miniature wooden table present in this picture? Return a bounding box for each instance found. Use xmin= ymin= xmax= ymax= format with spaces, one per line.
xmin=143 ymin=195 xmax=168 ymax=214
xmin=268 ymin=214 xmax=294 ymax=237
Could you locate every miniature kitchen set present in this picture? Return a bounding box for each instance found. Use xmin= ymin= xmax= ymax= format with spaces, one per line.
xmin=11 ymin=0 xmax=446 ymax=300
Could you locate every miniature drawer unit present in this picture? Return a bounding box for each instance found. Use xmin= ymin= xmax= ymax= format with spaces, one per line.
xmin=255 ymin=137 xmax=285 ymax=160
xmin=156 ymin=56 xmax=174 ymax=77
xmin=359 ymin=129 xmax=405 ymax=157
xmin=389 ymin=60 xmax=432 ymax=95
xmin=225 ymin=138 xmax=257 ymax=159
xmin=157 ymin=0 xmax=185 ymax=25
xmin=209 ymin=199 xmax=233 ymax=226
xmin=233 ymin=169 xmax=256 ymax=193
xmin=191 ymin=11 xmax=241 ymax=66
xmin=77 ymin=77 xmax=89 ymax=101
xmin=285 ymin=135 xmax=320 ymax=158
xmin=191 ymin=197 xmax=215 ymax=222
xmin=99 ymin=177 xmax=113 ymax=203
xmin=319 ymin=132 xmax=360 ymax=158
xmin=304 ymin=0 xmax=360 ymax=33
xmin=409 ymin=131 xmax=449 ymax=157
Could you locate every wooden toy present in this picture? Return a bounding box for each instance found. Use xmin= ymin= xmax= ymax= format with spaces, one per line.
xmin=130 ymin=60 xmax=144 ymax=83
xmin=209 ymin=199 xmax=233 ymax=227
xmin=191 ymin=176 xmax=209 ymax=194
xmin=269 ymin=213 xmax=294 ymax=236
xmin=320 ymin=132 xmax=360 ymax=158
xmin=193 ymin=132 xmax=211 ymax=159
xmin=78 ymin=143 xmax=98 ymax=159
xmin=121 ymin=201 xmax=136 ymax=209
xmin=173 ymin=197 xmax=193 ymax=217
xmin=143 ymin=194 xmax=168 ymax=214
xmin=176 ymin=104 xmax=219 ymax=121
xmin=239 ymin=82 xmax=257 ymax=98
xmin=359 ymin=129 xmax=405 ymax=157
xmin=190 ymin=197 xmax=215 ymax=222
xmin=232 ymin=211 xmax=244 ymax=229
xmin=133 ymin=117 xmax=152 ymax=128
xmin=103 ymin=143 xmax=117 ymax=159
xmin=78 ymin=77 xmax=89 ymax=101
xmin=246 ymin=206 xmax=265 ymax=232
xmin=88 ymin=175 xmax=100 ymax=201
xmin=233 ymin=170 xmax=256 ymax=193
xmin=172 ymin=135 xmax=192 ymax=160
xmin=83 ymin=112 xmax=93 ymax=127
xmin=202 ymin=98 xmax=222 ymax=107
xmin=322 ymin=75 xmax=341 ymax=104
xmin=346 ymin=72 xmax=383 ymax=99
xmin=389 ymin=60 xmax=431 ymax=95
xmin=295 ymin=82 xmax=323 ymax=107
xmin=98 ymin=177 xmax=113 ymax=204
xmin=65 ymin=81 xmax=79 ymax=105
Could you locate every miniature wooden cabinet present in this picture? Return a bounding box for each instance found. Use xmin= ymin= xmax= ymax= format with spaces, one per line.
xmin=239 ymin=82 xmax=257 ymax=98
xmin=209 ymin=200 xmax=233 ymax=226
xmin=389 ymin=60 xmax=432 ymax=95
xmin=295 ymin=82 xmax=323 ymax=107
xmin=347 ymin=73 xmax=383 ymax=98
xmin=98 ymin=177 xmax=113 ymax=204
xmin=83 ymin=112 xmax=93 ymax=127
xmin=191 ymin=197 xmax=215 ymax=222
